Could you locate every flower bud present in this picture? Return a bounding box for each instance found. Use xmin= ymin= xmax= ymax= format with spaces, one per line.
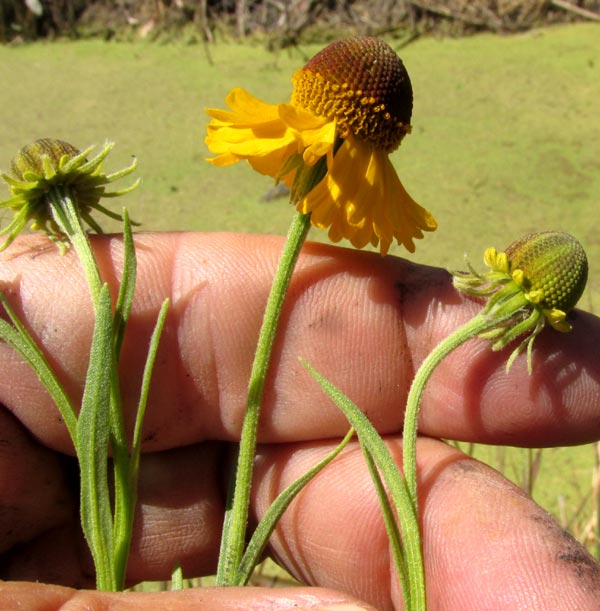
xmin=505 ymin=231 xmax=588 ymax=314
xmin=452 ymin=230 xmax=588 ymax=372
xmin=10 ymin=138 xmax=80 ymax=181
xmin=1 ymin=139 xmax=138 ymax=252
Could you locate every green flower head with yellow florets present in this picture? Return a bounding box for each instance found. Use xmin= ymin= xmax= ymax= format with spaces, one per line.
xmin=0 ymin=138 xmax=139 ymax=253
xmin=205 ymin=37 xmax=437 ymax=256
xmin=454 ymin=231 xmax=588 ymax=372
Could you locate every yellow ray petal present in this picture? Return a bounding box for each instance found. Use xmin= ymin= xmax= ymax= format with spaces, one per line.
xmin=297 ymin=135 xmax=436 ymax=255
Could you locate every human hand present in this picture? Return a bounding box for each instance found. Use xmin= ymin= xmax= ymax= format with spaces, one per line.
xmin=0 ymin=232 xmax=599 ymax=610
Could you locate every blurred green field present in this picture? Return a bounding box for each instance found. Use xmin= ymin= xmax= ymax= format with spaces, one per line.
xmin=0 ymin=24 xmax=598 ymax=305
xmin=0 ymin=23 xmax=599 ymax=558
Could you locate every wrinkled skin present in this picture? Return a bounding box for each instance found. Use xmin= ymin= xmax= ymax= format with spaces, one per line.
xmin=0 ymin=233 xmax=599 ymax=611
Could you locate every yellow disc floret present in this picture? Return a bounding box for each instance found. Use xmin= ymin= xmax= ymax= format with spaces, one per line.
xmin=291 ymin=37 xmax=413 ymax=152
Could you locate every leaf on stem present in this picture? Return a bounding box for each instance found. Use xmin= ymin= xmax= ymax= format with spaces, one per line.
xmin=235 ymin=428 xmax=355 ymax=586
xmin=77 ymin=283 xmax=116 ymax=591
xmin=130 ymin=298 xmax=170 ymax=487
xmin=0 ymin=292 xmax=78 ymax=439
xmin=114 ymin=208 xmax=137 ymax=358
xmin=300 ymin=358 xmax=426 ymax=611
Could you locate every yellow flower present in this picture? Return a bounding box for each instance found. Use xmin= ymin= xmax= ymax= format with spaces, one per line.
xmin=453 ymin=231 xmax=588 ymax=372
xmin=205 ymin=37 xmax=437 ymax=255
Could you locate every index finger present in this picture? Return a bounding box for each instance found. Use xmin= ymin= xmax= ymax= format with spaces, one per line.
xmin=0 ymin=232 xmax=598 ymax=452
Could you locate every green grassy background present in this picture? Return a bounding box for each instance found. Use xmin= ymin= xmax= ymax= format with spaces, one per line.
xmin=1 ymin=23 xmax=598 ymax=305
xmin=0 ymin=23 xmax=599 ymax=557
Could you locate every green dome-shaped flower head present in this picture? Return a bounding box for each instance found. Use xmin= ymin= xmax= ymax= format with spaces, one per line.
xmin=505 ymin=231 xmax=588 ymax=323
xmin=10 ymin=139 xmax=79 ymax=181
xmin=0 ymin=138 xmax=139 ymax=252
xmin=453 ymin=231 xmax=588 ymax=372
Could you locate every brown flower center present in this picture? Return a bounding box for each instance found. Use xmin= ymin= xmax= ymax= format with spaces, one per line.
xmin=291 ymin=37 xmax=413 ymax=152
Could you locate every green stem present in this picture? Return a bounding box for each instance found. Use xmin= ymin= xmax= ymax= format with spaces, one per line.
xmin=48 ymin=186 xmax=133 ymax=590
xmin=108 ymin=365 xmax=131 ymax=591
xmin=402 ymin=312 xmax=504 ymax=508
xmin=216 ymin=211 xmax=312 ymax=584
xmin=48 ymin=187 xmax=103 ymax=304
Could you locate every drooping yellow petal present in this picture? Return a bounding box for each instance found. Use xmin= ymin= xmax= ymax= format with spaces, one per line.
xmin=205 ymin=88 xmax=300 ymax=179
xmin=297 ymin=135 xmax=436 ymax=255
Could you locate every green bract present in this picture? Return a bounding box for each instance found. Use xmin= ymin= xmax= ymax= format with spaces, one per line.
xmin=0 ymin=138 xmax=139 ymax=251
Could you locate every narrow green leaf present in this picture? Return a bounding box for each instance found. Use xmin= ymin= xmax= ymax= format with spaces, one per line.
xmin=0 ymin=293 xmax=77 ymax=439
xmin=130 ymin=298 xmax=170 ymax=479
xmin=360 ymin=444 xmax=409 ymax=594
xmin=301 ymin=359 xmax=426 ymax=611
xmin=77 ymin=284 xmax=116 ymax=591
xmin=216 ymin=460 xmax=238 ymax=582
xmin=170 ymin=562 xmax=184 ymax=591
xmin=235 ymin=428 xmax=354 ymax=586
xmin=101 ymin=209 xmax=140 ymax=591
xmin=114 ymin=208 xmax=137 ymax=359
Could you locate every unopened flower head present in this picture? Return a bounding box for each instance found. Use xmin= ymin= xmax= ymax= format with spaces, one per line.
xmin=0 ymin=138 xmax=139 ymax=251
xmin=453 ymin=231 xmax=588 ymax=372
xmin=205 ymin=37 xmax=436 ymax=255
xmin=504 ymin=232 xmax=587 ymax=317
